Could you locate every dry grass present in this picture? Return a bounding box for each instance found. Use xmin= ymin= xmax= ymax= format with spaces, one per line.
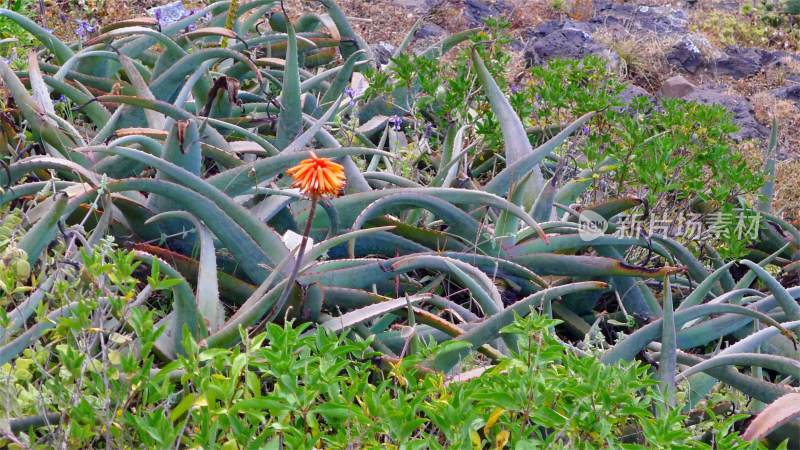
xmin=751 ymin=92 xmax=799 ymax=127
xmin=592 ymin=29 xmax=674 ymax=91
xmin=727 ymin=57 xmax=800 ymax=99
xmin=750 ymin=92 xmax=800 ymax=158
xmin=750 ymin=93 xmax=800 ymax=223
xmin=569 ymin=0 xmax=592 ymax=21
xmin=740 ymin=136 xmax=800 ymax=226
xmin=775 ymin=161 xmax=800 ymax=225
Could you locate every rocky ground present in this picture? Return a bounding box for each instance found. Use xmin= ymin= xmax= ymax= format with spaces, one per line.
xmin=35 ymin=0 xmax=800 ymax=218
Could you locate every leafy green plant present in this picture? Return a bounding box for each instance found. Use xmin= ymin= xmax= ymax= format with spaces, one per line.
xmin=0 ymin=0 xmax=35 ymax=59
xmin=1 ymin=284 xmax=769 ymax=449
xmin=787 ymin=0 xmax=800 ymax=15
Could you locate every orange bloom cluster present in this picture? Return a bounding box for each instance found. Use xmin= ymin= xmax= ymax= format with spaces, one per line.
xmin=286 ymin=152 xmax=346 ymax=197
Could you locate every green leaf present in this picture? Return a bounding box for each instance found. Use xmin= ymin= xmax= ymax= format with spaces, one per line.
xmin=418 ymin=28 xmax=480 ymax=59
xmin=472 ymin=48 xmax=535 ymax=169
xmin=308 ymin=187 xmax=546 ymax=242
xmin=349 ymin=192 xmax=484 ymax=247
xmin=86 ymin=146 xmax=289 ymax=273
xmin=659 ymin=277 xmax=676 ymax=406
xmin=430 ymin=281 xmax=608 ymax=372
xmin=0 ymin=8 xmax=73 ymax=63
xmin=758 ymin=118 xmax=778 ymax=213
xmin=602 ymin=304 xmax=790 ymax=364
xmin=739 ymin=259 xmax=800 ymax=321
xmin=511 ymin=253 xmax=679 ymax=278
xmin=321 ymin=294 xmax=430 ymax=331
xmin=148 ymin=211 xmax=225 ymax=333
xmin=0 ymin=61 xmax=78 ymax=157
xmin=484 ymin=111 xmax=594 ymax=197
xmin=0 ymin=275 xmax=55 ymax=342
xmin=208 ymin=147 xmax=390 ymax=196
xmin=676 ymin=262 xmax=735 ymax=310
xmin=118 ymin=53 xmax=165 ymax=129
xmin=318 ymin=50 xmax=366 ymax=112
xmin=678 ymin=353 xmax=800 ymax=382
xmin=319 ymin=0 xmax=373 ymax=67
xmin=135 ymin=251 xmax=207 ymax=350
xmin=18 ymin=193 xmax=68 ymax=265
xmin=276 ymin=22 xmax=302 ymax=150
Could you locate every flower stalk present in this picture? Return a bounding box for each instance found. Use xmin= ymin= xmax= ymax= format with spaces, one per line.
xmin=270 ymin=153 xmax=345 ymax=321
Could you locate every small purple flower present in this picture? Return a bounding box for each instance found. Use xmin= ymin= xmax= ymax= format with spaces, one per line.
xmin=388 ymin=115 xmax=403 ymax=131
xmin=581 ymin=126 xmax=590 ymax=136
xmin=510 ymin=84 xmax=520 ymax=94
xmin=55 ymin=94 xmax=66 ymax=104
xmin=183 ymin=9 xmax=198 ymax=31
xmin=344 ymin=87 xmax=356 ymax=107
xmin=75 ymin=19 xmax=96 ymax=39
xmin=424 ymin=123 xmax=434 ymax=139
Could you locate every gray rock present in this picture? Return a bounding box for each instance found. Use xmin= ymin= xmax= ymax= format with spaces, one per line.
xmin=712 ymin=46 xmax=778 ymax=79
xmin=525 ymin=27 xmax=612 ymax=65
xmin=773 ymin=84 xmax=800 ymax=105
xmin=393 ymin=0 xmax=441 ymax=13
xmin=463 ymin=0 xmax=511 ymax=27
xmin=525 ymin=19 xmax=594 ymax=39
xmin=415 ymin=22 xmax=445 ymax=39
xmin=592 ymin=3 xmax=689 ymax=35
xmin=666 ymin=37 xmax=706 ymax=74
xmin=618 ymin=84 xmax=654 ymax=108
xmin=371 ymin=42 xmax=397 ymax=66
xmin=683 ymin=87 xmax=767 ymax=141
xmin=765 ymin=54 xmax=800 ymax=70
xmin=659 ymin=75 xmax=696 ymax=98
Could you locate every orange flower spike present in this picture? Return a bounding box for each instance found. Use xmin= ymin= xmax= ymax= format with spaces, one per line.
xmin=286 ymin=152 xmax=346 ymax=198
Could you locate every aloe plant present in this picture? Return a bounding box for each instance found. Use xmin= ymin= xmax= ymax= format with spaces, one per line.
xmin=0 ymin=2 xmax=799 ymax=444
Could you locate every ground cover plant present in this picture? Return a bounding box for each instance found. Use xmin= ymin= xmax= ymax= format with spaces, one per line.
xmin=0 ymin=0 xmax=799 ymax=448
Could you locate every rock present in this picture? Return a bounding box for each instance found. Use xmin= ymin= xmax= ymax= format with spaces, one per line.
xmin=592 ymin=3 xmax=689 ymax=35
xmin=765 ymin=54 xmax=800 ymax=71
xmin=773 ymin=84 xmax=800 ymax=105
xmin=659 ymin=75 xmax=696 ymax=98
xmin=526 ymin=19 xmax=594 ymax=40
xmin=712 ymin=46 xmax=778 ymax=79
xmin=525 ymin=27 xmax=613 ymax=65
xmin=683 ymin=87 xmax=767 ymax=141
xmin=666 ymin=37 xmax=706 ymax=74
xmin=415 ymin=22 xmax=445 ymax=39
xmin=463 ymin=0 xmax=511 ymax=27
xmin=617 ymin=84 xmax=654 ymax=108
xmin=148 ymin=1 xmax=192 ymax=26
xmin=394 ymin=0 xmax=441 ymax=12
xmin=765 ymin=55 xmax=800 ymax=84
xmin=371 ymin=42 xmax=397 ymax=66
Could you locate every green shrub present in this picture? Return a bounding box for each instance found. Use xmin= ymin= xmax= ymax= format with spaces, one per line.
xmin=1 ymin=263 xmax=765 ymax=449
xmin=0 ymin=0 xmax=36 ymax=60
